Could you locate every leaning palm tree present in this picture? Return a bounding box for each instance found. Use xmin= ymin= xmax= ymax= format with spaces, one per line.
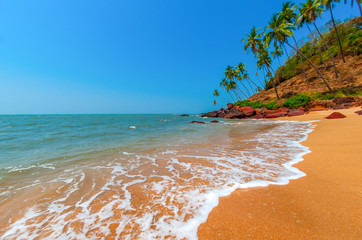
xmin=271 ymin=44 xmax=284 ymax=84
xmin=242 ymin=27 xmax=263 ymax=55
xmin=344 ymin=0 xmax=362 ymax=16
xmin=268 ymin=17 xmax=332 ymax=90
xmin=220 ymin=78 xmax=236 ymax=102
xmin=225 ymin=66 xmax=248 ymax=99
xmin=297 ymin=0 xmax=339 ymax=78
xmin=213 ymin=89 xmax=228 ymax=104
xmin=257 ymin=42 xmax=280 ymax=99
xmin=242 ymin=27 xmax=280 ymax=99
xmin=322 ymin=0 xmax=346 ymax=62
xmin=280 ymin=2 xmax=308 ymax=78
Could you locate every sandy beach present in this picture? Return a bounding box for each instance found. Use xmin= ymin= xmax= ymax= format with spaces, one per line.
xmin=198 ymin=107 xmax=362 ymax=240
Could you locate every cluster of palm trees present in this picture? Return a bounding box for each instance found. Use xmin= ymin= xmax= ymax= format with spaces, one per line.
xmin=213 ymin=0 xmax=361 ymax=105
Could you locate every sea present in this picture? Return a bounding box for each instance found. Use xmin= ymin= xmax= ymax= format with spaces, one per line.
xmin=0 ymin=114 xmax=314 ymax=239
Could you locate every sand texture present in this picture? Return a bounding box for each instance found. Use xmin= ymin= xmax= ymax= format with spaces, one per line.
xmin=198 ymin=107 xmax=362 ymax=240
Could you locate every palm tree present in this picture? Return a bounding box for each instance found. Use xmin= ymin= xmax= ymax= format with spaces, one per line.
xmin=268 ymin=17 xmax=332 ymax=90
xmin=242 ymin=27 xmax=280 ymax=99
xmin=344 ymin=0 xmax=362 ymax=16
xmin=280 ymin=2 xmax=308 ymax=78
xmin=213 ymin=89 xmax=228 ymax=104
xmin=220 ymin=78 xmax=236 ymax=102
xmin=271 ymin=44 xmax=284 ymax=84
xmin=242 ymin=27 xmax=263 ymax=55
xmin=257 ymin=42 xmax=280 ymax=99
xmin=322 ymin=0 xmax=346 ymax=62
xmin=297 ymin=0 xmax=339 ymax=78
xmin=225 ymin=66 xmax=248 ymax=99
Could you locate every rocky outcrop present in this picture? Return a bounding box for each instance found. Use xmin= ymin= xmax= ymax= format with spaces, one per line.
xmin=210 ymin=120 xmax=220 ymax=123
xmin=201 ymin=104 xmax=305 ymax=119
xmin=325 ymin=112 xmax=347 ymax=119
xmin=180 ymin=114 xmax=189 ymax=117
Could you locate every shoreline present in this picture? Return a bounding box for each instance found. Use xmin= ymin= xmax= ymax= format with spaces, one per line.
xmin=198 ymin=107 xmax=362 ymax=240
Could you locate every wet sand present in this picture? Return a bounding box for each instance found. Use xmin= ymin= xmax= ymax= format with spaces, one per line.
xmin=198 ymin=107 xmax=362 ymax=240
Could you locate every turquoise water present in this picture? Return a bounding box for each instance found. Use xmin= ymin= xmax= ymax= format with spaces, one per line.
xmin=0 ymin=114 xmax=314 ymax=239
xmin=0 ymin=114 xmax=217 ymax=172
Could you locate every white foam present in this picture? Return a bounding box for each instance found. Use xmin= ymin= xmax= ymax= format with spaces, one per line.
xmin=1 ymin=120 xmax=316 ymax=240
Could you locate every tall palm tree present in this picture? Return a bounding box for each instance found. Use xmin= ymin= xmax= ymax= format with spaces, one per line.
xmin=257 ymin=42 xmax=280 ymax=99
xmin=271 ymin=44 xmax=284 ymax=84
xmin=242 ymin=27 xmax=263 ymax=55
xmin=242 ymin=28 xmax=280 ymax=99
xmin=297 ymin=0 xmax=339 ymax=78
xmin=268 ymin=17 xmax=332 ymax=90
xmin=225 ymin=66 xmax=247 ymax=100
xmin=280 ymin=2 xmax=308 ymax=78
xmin=322 ymin=0 xmax=346 ymax=62
xmin=344 ymin=0 xmax=362 ymax=16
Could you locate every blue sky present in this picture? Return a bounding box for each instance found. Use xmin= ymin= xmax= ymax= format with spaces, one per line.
xmin=0 ymin=0 xmax=359 ymax=114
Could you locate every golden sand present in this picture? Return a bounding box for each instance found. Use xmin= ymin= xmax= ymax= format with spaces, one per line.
xmin=198 ymin=107 xmax=362 ymax=240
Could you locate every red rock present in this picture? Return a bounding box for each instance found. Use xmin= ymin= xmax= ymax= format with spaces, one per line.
xmin=190 ymin=121 xmax=205 ymax=124
xmin=210 ymin=120 xmax=219 ymax=123
xmin=180 ymin=114 xmax=189 ymax=117
xmin=240 ymin=106 xmax=255 ymax=117
xmin=253 ymin=114 xmax=265 ymax=119
xmin=325 ymin=112 xmax=346 ymax=119
xmin=265 ymin=112 xmax=288 ymax=118
xmin=288 ymin=109 xmax=305 ymax=117
xmin=354 ymin=110 xmax=362 ymax=115
xmin=223 ymin=108 xmax=244 ymax=119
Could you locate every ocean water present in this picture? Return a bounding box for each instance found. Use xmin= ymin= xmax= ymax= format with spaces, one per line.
xmin=0 ymin=114 xmax=314 ymax=239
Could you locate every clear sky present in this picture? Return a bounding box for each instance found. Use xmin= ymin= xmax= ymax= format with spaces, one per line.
xmin=0 ymin=0 xmax=359 ymax=114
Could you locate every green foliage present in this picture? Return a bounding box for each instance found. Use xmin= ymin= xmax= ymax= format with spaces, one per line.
xmin=310 ymin=89 xmax=362 ymax=100
xmin=270 ymin=17 xmax=362 ymax=86
xmin=281 ymin=94 xmax=311 ymax=109
xmin=234 ymin=100 xmax=276 ymax=110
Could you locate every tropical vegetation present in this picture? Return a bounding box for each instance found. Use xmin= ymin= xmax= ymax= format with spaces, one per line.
xmin=212 ymin=0 xmax=362 ymax=106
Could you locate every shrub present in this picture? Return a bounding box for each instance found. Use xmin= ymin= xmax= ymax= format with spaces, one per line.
xmin=234 ymin=100 xmax=276 ymax=110
xmin=282 ymin=94 xmax=311 ymax=109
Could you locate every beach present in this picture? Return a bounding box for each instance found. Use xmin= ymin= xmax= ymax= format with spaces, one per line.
xmin=198 ymin=107 xmax=362 ymax=240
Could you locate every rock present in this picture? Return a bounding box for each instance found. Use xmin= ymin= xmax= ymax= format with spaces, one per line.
xmin=190 ymin=121 xmax=205 ymax=124
xmin=201 ymin=111 xmax=219 ymax=118
xmin=332 ymin=97 xmax=355 ymax=105
xmin=281 ymin=91 xmax=297 ymax=99
xmin=227 ymin=103 xmax=234 ymax=109
xmin=354 ymin=110 xmax=362 ymax=115
xmin=265 ymin=112 xmax=288 ymax=118
xmin=332 ymin=97 xmax=355 ymax=109
xmin=223 ymin=108 xmax=244 ymax=119
xmin=239 ymin=106 xmax=255 ymax=117
xmin=210 ymin=120 xmax=219 ymax=123
xmin=180 ymin=114 xmax=189 ymax=117
xmin=288 ymin=109 xmax=305 ymax=117
xmin=325 ymin=112 xmax=346 ymax=119
xmin=253 ymin=114 xmax=265 ymax=119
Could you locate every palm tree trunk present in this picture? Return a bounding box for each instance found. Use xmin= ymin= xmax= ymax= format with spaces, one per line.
xmin=285 ymin=41 xmax=332 ymax=91
xmin=246 ymin=79 xmax=254 ymax=95
xmin=313 ymin=22 xmax=339 ymax=78
xmin=239 ymin=81 xmax=251 ymax=97
xmin=292 ymin=36 xmax=308 ymax=78
xmin=236 ymin=84 xmax=249 ymax=99
xmin=263 ymin=65 xmax=279 ymax=99
xmin=282 ymin=44 xmax=290 ymax=60
xmin=307 ymin=24 xmax=327 ymax=68
xmin=356 ymin=0 xmax=362 ymax=16
xmin=329 ymin=7 xmax=346 ymax=63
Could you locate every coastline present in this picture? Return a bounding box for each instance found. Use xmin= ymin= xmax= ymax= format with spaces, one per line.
xmin=198 ymin=107 xmax=362 ymax=240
